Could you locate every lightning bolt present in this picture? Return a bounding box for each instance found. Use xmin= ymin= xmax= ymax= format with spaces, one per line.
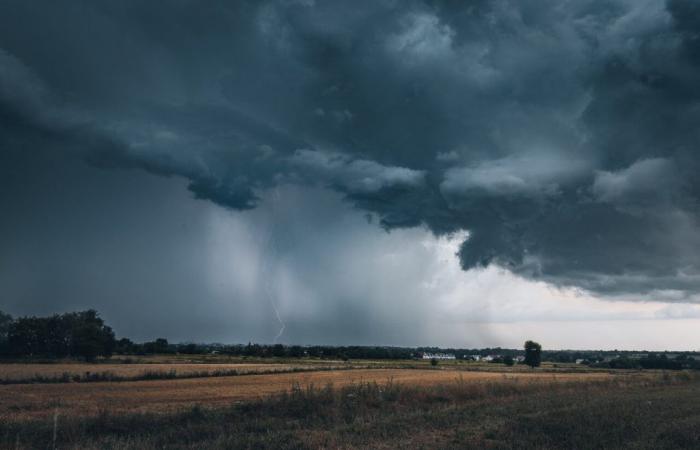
xmin=259 ymin=187 xmax=286 ymax=344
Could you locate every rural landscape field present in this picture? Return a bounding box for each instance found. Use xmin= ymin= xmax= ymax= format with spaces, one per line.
xmin=5 ymin=0 xmax=700 ymax=448
xmin=0 ymin=360 xmax=613 ymax=419
xmin=4 ymin=313 xmax=697 ymax=448
xmin=1 ymin=354 xmax=700 ymax=448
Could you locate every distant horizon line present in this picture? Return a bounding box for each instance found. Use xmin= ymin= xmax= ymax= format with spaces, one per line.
xmin=140 ymin=341 xmax=700 ymax=354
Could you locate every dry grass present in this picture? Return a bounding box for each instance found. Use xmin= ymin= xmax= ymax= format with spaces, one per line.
xmin=0 ymin=367 xmax=618 ymax=421
xmin=0 ymin=362 xmax=339 ymax=382
xmin=1 ymin=371 xmax=697 ymax=449
xmin=0 ymin=358 xmax=615 ymax=385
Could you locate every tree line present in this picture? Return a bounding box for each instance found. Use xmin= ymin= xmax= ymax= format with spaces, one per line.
xmin=0 ymin=309 xmax=539 ymax=362
xmin=0 ymin=309 xmax=538 ymax=361
xmin=0 ymin=310 xmax=177 ymax=361
xmin=1 ymin=310 xmax=698 ymax=370
xmin=0 ymin=310 xmax=115 ymax=361
xmin=589 ymin=354 xmax=700 ymax=370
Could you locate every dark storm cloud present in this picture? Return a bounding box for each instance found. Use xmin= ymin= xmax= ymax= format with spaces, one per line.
xmin=2 ymin=0 xmax=700 ymax=297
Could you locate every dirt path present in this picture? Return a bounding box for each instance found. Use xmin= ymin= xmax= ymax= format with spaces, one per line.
xmin=0 ymin=368 xmax=613 ymax=421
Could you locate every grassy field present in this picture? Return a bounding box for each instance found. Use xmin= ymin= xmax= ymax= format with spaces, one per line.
xmin=0 ymin=358 xmax=692 ymax=448
xmin=0 ymin=367 xmax=616 ymax=421
xmin=0 ymin=370 xmax=698 ymax=449
xmin=0 ymin=356 xmax=613 ymax=385
xmin=115 ymin=354 xmax=597 ymax=372
xmin=0 ymin=362 xmax=351 ymax=384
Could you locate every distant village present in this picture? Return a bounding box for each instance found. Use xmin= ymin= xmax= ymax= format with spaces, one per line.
xmin=417 ymin=351 xmax=700 ymax=369
xmin=420 ymin=352 xmax=526 ymax=363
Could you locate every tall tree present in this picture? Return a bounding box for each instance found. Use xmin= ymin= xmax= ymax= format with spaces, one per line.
xmin=69 ymin=310 xmax=116 ymax=361
xmin=524 ymin=340 xmax=542 ymax=368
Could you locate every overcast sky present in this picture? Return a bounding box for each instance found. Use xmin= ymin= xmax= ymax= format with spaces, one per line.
xmin=2 ymin=0 xmax=700 ymax=350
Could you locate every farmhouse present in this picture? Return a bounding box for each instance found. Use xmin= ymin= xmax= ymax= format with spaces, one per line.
xmin=422 ymin=352 xmax=456 ymax=360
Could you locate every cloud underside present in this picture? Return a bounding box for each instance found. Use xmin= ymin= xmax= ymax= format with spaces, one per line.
xmin=2 ymin=0 xmax=700 ymax=297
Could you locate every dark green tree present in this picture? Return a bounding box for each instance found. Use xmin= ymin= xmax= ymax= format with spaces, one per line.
xmin=8 ymin=316 xmax=48 ymax=356
xmin=72 ymin=323 xmax=108 ymax=361
xmin=115 ymin=337 xmax=136 ymax=354
xmin=142 ymin=338 xmax=170 ymax=354
xmin=288 ymin=345 xmax=304 ymax=357
xmin=524 ymin=340 xmax=542 ymax=368
xmin=0 ymin=310 xmax=13 ymax=355
xmin=67 ymin=310 xmax=116 ymax=360
xmin=0 ymin=310 xmax=12 ymax=337
xmin=272 ymin=344 xmax=286 ymax=357
xmin=7 ymin=310 xmax=115 ymax=360
xmin=153 ymin=338 xmax=170 ymax=354
xmin=181 ymin=343 xmax=201 ymax=354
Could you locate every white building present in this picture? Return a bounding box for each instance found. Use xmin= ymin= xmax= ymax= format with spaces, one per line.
xmin=422 ymin=352 xmax=456 ymax=360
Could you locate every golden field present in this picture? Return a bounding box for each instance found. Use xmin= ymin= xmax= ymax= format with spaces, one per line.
xmin=0 ymin=362 xmax=334 ymax=381
xmin=0 ymin=366 xmax=619 ymax=421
